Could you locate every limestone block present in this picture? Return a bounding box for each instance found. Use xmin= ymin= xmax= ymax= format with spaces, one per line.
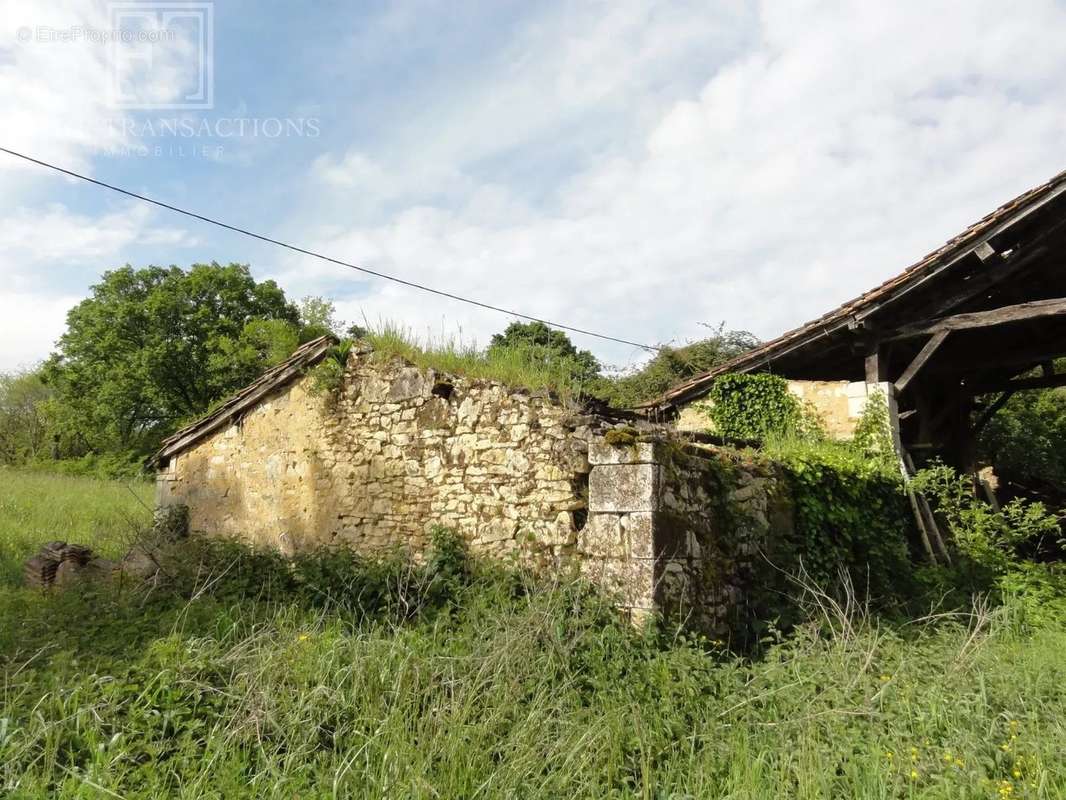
xmin=581 ymin=557 xmax=654 ymax=607
xmin=474 ymin=517 xmax=517 ymax=544
xmin=589 ymin=464 xmax=659 ymax=513
xmin=579 ymin=514 xmax=624 ymax=558
xmin=622 ymin=512 xmax=655 ymax=558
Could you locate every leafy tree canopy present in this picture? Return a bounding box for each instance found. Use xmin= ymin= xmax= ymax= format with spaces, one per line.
xmin=0 ymin=368 xmax=52 ymax=463
xmin=298 ymin=296 xmax=346 ymax=341
xmin=488 ymin=321 xmax=601 ymax=384
xmin=979 ymin=382 xmax=1066 ymax=494
xmin=594 ymin=324 xmax=759 ymax=408
xmin=42 ymin=263 xmax=305 ymax=456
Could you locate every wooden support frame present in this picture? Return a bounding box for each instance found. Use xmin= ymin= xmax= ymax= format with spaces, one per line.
xmin=966 ymin=370 xmax=1066 ymax=395
xmin=894 ymin=331 xmax=950 ymax=394
xmin=865 ymin=344 xmax=888 ymax=384
xmin=889 ymin=297 xmax=1066 ymax=340
xmin=971 ymin=390 xmax=1016 ymax=436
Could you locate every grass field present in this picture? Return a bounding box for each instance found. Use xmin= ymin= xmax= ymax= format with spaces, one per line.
xmin=0 ymin=468 xmax=153 ymax=586
xmin=2 ymin=469 xmax=1065 ymax=798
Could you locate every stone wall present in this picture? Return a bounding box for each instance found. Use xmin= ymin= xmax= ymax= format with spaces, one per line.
xmin=157 ymin=348 xmax=824 ymax=636
xmin=676 ymin=379 xmax=893 ymax=440
xmin=157 ymin=347 xmax=595 ymax=566
xmin=577 ymin=439 xmax=792 ymax=634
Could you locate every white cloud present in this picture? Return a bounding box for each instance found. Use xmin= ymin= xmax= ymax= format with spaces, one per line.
xmin=0 ymin=200 xmax=199 ymax=370
xmin=0 ymin=203 xmax=197 ymax=293
xmin=0 ymin=291 xmax=81 ymax=371
xmin=0 ymin=0 xmax=208 ymax=178
xmin=291 ymin=0 xmax=1066 ymax=368
xmin=0 ymin=1 xmax=200 ymax=367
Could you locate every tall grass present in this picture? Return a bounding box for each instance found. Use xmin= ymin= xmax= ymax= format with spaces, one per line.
xmin=364 ymin=321 xmax=587 ymax=400
xmin=0 ymin=468 xmax=153 ymax=586
xmin=2 ymin=471 xmax=1065 ymax=798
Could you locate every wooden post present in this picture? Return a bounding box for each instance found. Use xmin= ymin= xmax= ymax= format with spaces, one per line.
xmin=865 ymin=343 xmax=887 ymax=385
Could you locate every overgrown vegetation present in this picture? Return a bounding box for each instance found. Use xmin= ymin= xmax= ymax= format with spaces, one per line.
xmin=593 ymin=324 xmax=759 ymax=408
xmin=1 ymin=469 xmax=1065 ymax=798
xmin=701 ymin=372 xmax=813 ymax=442
xmin=979 ymin=381 xmax=1066 ymax=493
xmin=910 ymin=461 xmax=1066 ymax=622
xmin=361 ymin=321 xmax=596 ymax=399
xmin=702 ymin=375 xmax=1066 ymax=627
xmin=307 ymin=339 xmax=354 ymax=397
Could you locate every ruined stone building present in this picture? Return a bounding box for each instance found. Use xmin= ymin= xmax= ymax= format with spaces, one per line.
xmin=154 ymin=169 xmax=1066 ymax=628
xmin=153 ymin=338 xmax=797 ymax=631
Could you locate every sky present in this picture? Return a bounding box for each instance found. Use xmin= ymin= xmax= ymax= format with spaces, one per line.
xmin=1 ymin=0 xmax=1064 ymax=372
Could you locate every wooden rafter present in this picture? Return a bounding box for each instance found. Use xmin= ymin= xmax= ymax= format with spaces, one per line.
xmin=971 ymin=391 xmax=1016 ymax=436
xmin=913 ymin=244 xmax=1053 ymax=320
xmin=889 ymin=297 xmax=1066 ymax=340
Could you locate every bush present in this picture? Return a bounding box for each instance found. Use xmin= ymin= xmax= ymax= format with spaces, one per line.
xmin=911 ymin=461 xmax=1062 ymax=576
xmin=25 ymin=451 xmax=149 ymax=481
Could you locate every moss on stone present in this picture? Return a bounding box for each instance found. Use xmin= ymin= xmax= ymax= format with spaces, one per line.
xmin=603 ymin=427 xmax=640 ymax=448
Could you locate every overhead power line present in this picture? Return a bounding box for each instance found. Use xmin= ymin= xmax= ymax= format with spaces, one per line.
xmin=0 ymin=145 xmax=660 ymax=352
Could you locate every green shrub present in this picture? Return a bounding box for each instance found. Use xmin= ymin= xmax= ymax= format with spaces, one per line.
xmin=306 ymin=339 xmax=353 ymax=397
xmin=911 ymin=461 xmax=1062 ymax=575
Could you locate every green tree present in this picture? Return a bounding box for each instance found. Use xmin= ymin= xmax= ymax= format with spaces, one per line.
xmin=297 ymin=296 xmax=345 ymax=341
xmin=595 ymin=324 xmax=759 ymax=408
xmin=979 ymin=386 xmax=1066 ymax=492
xmin=43 ymin=263 xmax=300 ymax=456
xmin=0 ymin=368 xmax=52 ymax=463
xmin=488 ymin=321 xmax=601 ymax=384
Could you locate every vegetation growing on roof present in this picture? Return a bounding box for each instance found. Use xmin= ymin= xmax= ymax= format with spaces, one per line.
xmin=361 ymin=322 xmax=593 ymax=399
xmin=307 ymin=339 xmax=354 ymax=398
xmin=592 ymin=325 xmax=759 ymax=408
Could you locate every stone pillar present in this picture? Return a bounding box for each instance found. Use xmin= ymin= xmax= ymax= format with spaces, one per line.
xmin=579 ymin=439 xmax=664 ymax=624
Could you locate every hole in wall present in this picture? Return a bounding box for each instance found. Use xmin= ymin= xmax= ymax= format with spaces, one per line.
xmin=570 ymin=470 xmax=590 ymax=532
xmin=571 ymin=507 xmax=588 ymax=533
xmin=431 ymin=380 xmax=454 ymax=401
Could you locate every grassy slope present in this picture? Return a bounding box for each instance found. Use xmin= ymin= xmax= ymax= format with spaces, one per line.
xmin=1 ymin=470 xmax=1065 ymax=799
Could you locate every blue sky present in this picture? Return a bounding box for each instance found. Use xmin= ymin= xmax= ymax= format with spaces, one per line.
xmin=2 ymin=0 xmax=1065 ymax=370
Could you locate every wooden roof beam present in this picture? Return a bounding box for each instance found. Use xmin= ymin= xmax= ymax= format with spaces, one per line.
xmin=894 ymin=331 xmax=950 ymax=394
xmin=888 ymin=297 xmax=1066 ymax=340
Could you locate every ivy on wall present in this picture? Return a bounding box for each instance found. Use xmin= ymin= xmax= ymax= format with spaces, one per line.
xmin=775 ymin=447 xmax=912 ymax=599
xmin=701 ymin=373 xmax=811 ymax=442
xmin=699 ymin=375 xmax=914 ymax=614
